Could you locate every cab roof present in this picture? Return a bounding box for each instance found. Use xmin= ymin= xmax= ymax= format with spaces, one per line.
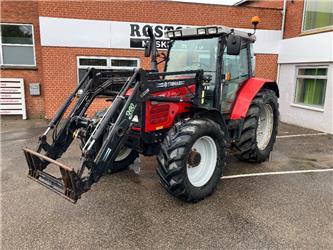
xmin=165 ymin=25 xmax=256 ymax=42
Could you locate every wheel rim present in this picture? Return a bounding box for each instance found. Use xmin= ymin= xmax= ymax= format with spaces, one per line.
xmin=256 ymin=104 xmax=274 ymax=150
xmin=115 ymin=147 xmax=132 ymax=162
xmin=187 ymin=136 xmax=217 ymax=187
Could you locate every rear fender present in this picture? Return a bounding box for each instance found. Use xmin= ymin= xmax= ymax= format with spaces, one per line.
xmin=230 ymin=78 xmax=279 ymax=120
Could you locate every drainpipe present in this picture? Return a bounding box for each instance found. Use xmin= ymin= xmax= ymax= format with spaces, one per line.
xmin=281 ymin=0 xmax=287 ymax=39
xmin=277 ymin=0 xmax=287 ymax=85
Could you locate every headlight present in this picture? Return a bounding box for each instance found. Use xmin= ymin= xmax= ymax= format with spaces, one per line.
xmin=174 ymin=30 xmax=182 ymax=37
xmin=207 ymin=27 xmax=218 ymax=34
xmin=197 ymin=28 xmax=206 ymax=35
xmin=167 ymin=31 xmax=174 ymax=38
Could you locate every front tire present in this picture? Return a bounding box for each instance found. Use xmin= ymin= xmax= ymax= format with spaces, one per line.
xmin=107 ymin=147 xmax=139 ymax=173
xmin=94 ymin=109 xmax=139 ymax=173
xmin=235 ymin=89 xmax=279 ymax=163
xmin=156 ymin=119 xmax=226 ymax=202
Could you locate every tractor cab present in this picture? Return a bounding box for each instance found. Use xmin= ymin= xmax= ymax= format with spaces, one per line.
xmin=163 ymin=26 xmax=256 ymax=113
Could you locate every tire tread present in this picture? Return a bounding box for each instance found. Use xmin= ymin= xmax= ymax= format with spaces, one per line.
xmin=156 ymin=118 xmax=226 ymax=202
xmin=235 ymin=89 xmax=279 ymax=163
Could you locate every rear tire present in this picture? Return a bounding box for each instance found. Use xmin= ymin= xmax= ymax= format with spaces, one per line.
xmin=156 ymin=118 xmax=226 ymax=202
xmin=235 ymin=89 xmax=279 ymax=163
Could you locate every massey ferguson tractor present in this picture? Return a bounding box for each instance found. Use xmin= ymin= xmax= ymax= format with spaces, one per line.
xmin=24 ymin=17 xmax=279 ymax=203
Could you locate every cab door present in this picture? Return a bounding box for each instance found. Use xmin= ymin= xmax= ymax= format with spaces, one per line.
xmin=221 ymin=41 xmax=252 ymax=113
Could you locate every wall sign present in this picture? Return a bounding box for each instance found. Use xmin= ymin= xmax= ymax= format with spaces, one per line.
xmin=109 ymin=21 xmax=189 ymax=50
xmin=0 ymin=78 xmax=27 ymax=119
xmin=129 ymin=24 xmax=181 ymax=49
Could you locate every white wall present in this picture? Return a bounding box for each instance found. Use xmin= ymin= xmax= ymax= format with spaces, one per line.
xmin=39 ymin=17 xmax=111 ymax=48
xmin=279 ymin=32 xmax=333 ymax=64
xmin=278 ymin=31 xmax=333 ymax=134
xmin=278 ymin=63 xmax=333 ymax=134
xmin=39 ymin=16 xmax=282 ymax=54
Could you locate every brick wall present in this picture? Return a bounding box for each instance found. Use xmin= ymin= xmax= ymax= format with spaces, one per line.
xmin=283 ymin=0 xmax=304 ymax=39
xmin=38 ymin=1 xmax=282 ymax=30
xmin=0 ymin=1 xmax=45 ymax=118
xmin=255 ymin=54 xmax=278 ymax=80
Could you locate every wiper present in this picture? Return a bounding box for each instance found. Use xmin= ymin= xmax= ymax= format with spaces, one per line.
xmin=157 ymin=53 xmax=168 ymax=65
xmin=157 ymin=40 xmax=175 ymax=65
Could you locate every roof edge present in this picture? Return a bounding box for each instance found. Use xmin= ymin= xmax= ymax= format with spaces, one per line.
xmin=233 ymin=0 xmax=248 ymax=6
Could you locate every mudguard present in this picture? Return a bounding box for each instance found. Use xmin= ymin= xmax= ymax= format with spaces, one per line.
xmin=230 ymin=77 xmax=279 ymax=120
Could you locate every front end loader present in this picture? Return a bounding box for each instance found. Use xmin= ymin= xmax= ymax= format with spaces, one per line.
xmin=24 ymin=18 xmax=279 ymax=203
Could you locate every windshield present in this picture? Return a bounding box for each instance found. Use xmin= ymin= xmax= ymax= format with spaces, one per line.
xmin=165 ymin=37 xmax=219 ymax=108
xmin=166 ymin=37 xmax=219 ymax=75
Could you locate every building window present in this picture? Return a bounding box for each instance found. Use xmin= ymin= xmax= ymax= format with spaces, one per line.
xmin=294 ymin=67 xmax=328 ymax=108
xmin=77 ymin=56 xmax=139 ymax=83
xmin=0 ymin=23 xmax=36 ymax=66
xmin=111 ymin=59 xmax=138 ymax=68
xmin=302 ymin=0 xmax=333 ymax=31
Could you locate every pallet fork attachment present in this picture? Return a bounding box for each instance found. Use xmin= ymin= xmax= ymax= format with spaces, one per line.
xmin=23 ymin=148 xmax=83 ymax=203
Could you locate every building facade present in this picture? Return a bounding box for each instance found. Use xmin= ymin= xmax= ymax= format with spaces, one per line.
xmin=278 ymin=0 xmax=333 ymax=134
xmin=0 ymin=0 xmax=332 ymax=133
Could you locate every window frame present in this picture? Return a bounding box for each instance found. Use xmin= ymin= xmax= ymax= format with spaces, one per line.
xmin=301 ymin=0 xmax=333 ymax=33
xmin=291 ymin=65 xmax=328 ymax=111
xmin=0 ymin=23 xmax=37 ymax=67
xmin=165 ymin=37 xmax=219 ymax=74
xmin=110 ymin=57 xmax=140 ymax=70
xmin=76 ymin=56 xmax=140 ymax=83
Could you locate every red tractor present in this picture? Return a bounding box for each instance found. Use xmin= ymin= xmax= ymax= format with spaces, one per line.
xmin=24 ymin=18 xmax=279 ymax=203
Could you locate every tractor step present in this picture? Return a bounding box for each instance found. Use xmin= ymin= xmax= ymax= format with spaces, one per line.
xmin=23 ymin=148 xmax=84 ymax=203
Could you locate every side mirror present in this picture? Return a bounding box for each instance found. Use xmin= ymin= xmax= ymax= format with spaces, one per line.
xmin=144 ymin=26 xmax=155 ymax=57
xmin=145 ymin=26 xmax=158 ymax=71
xmin=226 ymin=35 xmax=241 ymax=55
xmin=147 ymin=26 xmax=154 ymax=39
xmin=144 ymin=41 xmax=151 ymax=57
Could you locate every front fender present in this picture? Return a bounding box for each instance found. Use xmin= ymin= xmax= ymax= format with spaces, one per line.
xmin=230 ymin=78 xmax=279 ymax=120
xmin=192 ymin=107 xmax=230 ymax=141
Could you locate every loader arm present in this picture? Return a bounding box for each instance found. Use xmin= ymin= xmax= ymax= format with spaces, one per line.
xmin=80 ymin=69 xmax=142 ymax=185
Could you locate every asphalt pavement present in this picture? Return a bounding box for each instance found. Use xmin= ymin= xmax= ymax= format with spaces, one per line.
xmin=1 ymin=119 xmax=332 ymax=249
